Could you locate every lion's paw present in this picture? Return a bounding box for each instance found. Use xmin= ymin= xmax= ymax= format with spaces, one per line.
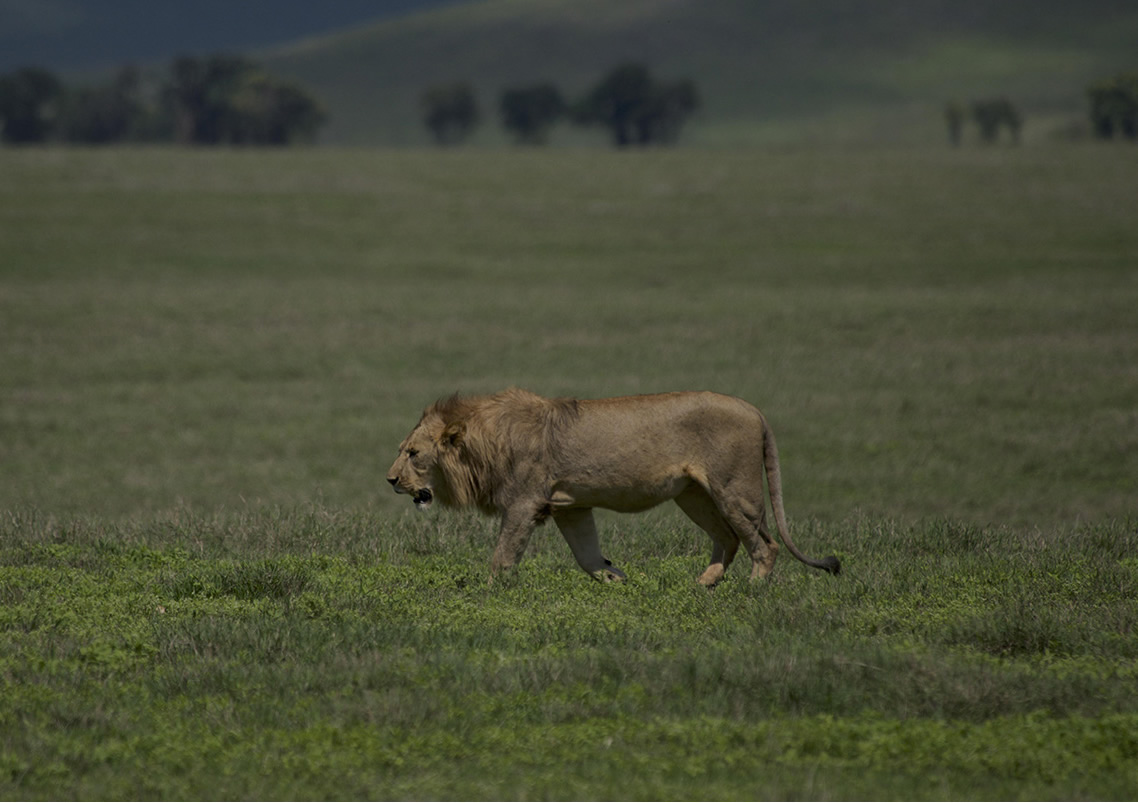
xmin=592 ymin=565 xmax=627 ymax=583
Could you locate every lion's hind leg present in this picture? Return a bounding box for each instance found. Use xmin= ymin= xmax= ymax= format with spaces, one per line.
xmin=744 ymin=502 xmax=779 ymax=580
xmin=553 ymin=508 xmax=626 ymax=583
xmin=714 ymin=486 xmax=778 ymax=580
xmin=674 ymin=486 xmax=740 ymax=587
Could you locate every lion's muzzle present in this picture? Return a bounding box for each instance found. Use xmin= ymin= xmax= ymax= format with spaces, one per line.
xmin=388 ymin=476 xmax=434 ymax=509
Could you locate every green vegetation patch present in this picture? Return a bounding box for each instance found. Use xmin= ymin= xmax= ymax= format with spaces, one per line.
xmin=2 ymin=511 xmax=1136 ymax=798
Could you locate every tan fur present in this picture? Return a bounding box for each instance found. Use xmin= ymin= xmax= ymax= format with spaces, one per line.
xmin=387 ymin=388 xmax=840 ymax=585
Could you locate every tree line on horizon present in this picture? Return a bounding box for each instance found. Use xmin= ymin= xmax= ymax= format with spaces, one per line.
xmin=4 ymin=56 xmax=1135 ymax=148
xmin=943 ymin=71 xmax=1138 ymax=146
xmin=422 ymin=63 xmax=700 ymax=147
xmin=0 ymin=58 xmax=696 ymax=149
xmin=0 ymin=56 xmax=325 ymax=146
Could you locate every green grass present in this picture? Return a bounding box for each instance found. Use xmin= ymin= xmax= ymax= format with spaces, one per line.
xmin=3 ymin=146 xmax=1135 ymax=524
xmin=1 ymin=144 xmax=1137 ymax=798
xmin=2 ymin=510 xmax=1137 ymax=799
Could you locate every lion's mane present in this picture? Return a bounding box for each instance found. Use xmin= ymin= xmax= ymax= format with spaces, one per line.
xmin=428 ymin=388 xmax=579 ymax=515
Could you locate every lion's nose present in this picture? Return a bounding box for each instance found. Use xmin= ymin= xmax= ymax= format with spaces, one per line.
xmin=386 ymin=477 xmax=398 ymax=487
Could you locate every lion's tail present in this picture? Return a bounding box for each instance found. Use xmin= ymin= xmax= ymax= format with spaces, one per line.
xmin=762 ymin=415 xmax=841 ymax=576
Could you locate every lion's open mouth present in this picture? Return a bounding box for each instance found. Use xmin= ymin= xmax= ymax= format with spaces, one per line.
xmin=412 ymin=489 xmax=433 ymax=509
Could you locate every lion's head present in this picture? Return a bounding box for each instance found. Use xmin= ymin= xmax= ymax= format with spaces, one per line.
xmin=385 ymin=404 xmax=459 ymax=510
xmin=385 ymin=394 xmax=498 ymax=514
xmin=386 ymin=389 xmax=576 ymax=515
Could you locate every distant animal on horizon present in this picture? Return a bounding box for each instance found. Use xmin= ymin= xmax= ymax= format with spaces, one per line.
xmin=386 ymin=388 xmax=840 ymax=585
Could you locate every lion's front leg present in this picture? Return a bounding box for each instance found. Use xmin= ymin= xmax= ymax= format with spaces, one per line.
xmin=553 ymin=508 xmax=626 ymax=583
xmin=489 ymin=507 xmax=540 ymax=579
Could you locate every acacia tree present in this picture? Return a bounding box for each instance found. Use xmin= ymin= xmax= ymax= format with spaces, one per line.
xmin=1088 ymin=73 xmax=1138 ymax=140
xmin=226 ymin=74 xmax=326 ymax=145
xmin=499 ymin=83 xmax=565 ymax=145
xmin=572 ymin=63 xmax=699 ymax=147
xmin=634 ymin=78 xmax=699 ymax=145
xmin=59 ymin=66 xmax=144 ymax=144
xmin=971 ymin=97 xmax=1022 ymax=144
xmin=164 ymin=54 xmax=251 ymax=144
xmin=573 ymin=62 xmax=652 ymax=146
xmin=421 ymin=83 xmax=480 ymax=145
xmin=944 ymin=99 xmax=966 ymax=146
xmin=0 ymin=67 xmax=64 ymax=143
xmin=162 ymin=54 xmax=324 ymax=145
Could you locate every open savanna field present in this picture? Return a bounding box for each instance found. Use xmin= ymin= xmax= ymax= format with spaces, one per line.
xmin=2 ymin=144 xmax=1137 ymax=799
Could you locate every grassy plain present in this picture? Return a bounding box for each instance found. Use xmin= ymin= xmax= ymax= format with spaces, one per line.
xmin=1 ymin=144 xmax=1137 ymax=799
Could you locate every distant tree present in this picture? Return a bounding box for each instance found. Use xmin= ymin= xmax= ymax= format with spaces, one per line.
xmin=269 ymin=81 xmax=326 ymax=145
xmin=60 ymin=66 xmax=144 ymax=144
xmin=0 ymin=67 xmax=64 ymax=143
xmin=1 ymin=57 xmax=323 ymax=147
xmin=633 ymin=78 xmax=699 ymax=145
xmin=1088 ymin=73 xmax=1138 ymax=140
xmin=421 ymin=83 xmax=480 ymax=145
xmin=499 ymin=83 xmax=565 ymax=145
xmin=162 ymin=54 xmax=325 ymax=145
xmin=573 ymin=63 xmax=699 ymax=147
xmin=944 ymin=99 xmax=966 ymax=146
xmin=163 ymin=54 xmax=254 ymax=144
xmin=227 ymin=74 xmax=326 ymax=145
xmin=972 ymin=97 xmax=1022 ymax=145
xmin=573 ymin=62 xmax=653 ymax=147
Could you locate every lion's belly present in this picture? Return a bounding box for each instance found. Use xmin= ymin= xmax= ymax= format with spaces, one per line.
xmin=549 ymin=467 xmax=692 ymax=513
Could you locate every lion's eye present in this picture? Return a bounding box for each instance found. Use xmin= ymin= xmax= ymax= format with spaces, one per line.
xmin=406 ymin=448 xmax=418 ymax=458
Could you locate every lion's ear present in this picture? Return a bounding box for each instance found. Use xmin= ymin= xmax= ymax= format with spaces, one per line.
xmin=441 ymin=421 xmax=465 ymax=448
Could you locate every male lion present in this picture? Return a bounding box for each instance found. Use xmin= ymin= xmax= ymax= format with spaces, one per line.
xmin=386 ymin=388 xmax=840 ymax=585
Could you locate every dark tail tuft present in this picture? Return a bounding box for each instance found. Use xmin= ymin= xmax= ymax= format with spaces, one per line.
xmin=820 ymin=556 xmax=841 ymax=575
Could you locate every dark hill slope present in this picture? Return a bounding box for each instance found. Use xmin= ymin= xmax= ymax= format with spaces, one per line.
xmin=0 ymin=0 xmax=464 ymax=72
xmin=262 ymin=0 xmax=1138 ymax=146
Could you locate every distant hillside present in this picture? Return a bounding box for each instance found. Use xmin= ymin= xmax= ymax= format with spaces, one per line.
xmin=261 ymin=0 xmax=1138 ymax=146
xmin=0 ymin=0 xmax=464 ymax=72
